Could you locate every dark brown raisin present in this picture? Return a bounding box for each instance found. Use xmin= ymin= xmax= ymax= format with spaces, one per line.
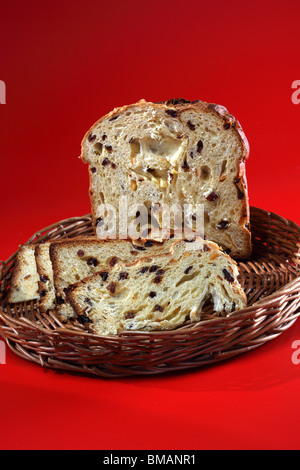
xmin=217 ymin=220 xmax=230 ymax=230
xmin=154 ymin=304 xmax=164 ymax=312
xmin=156 ymin=269 xmax=165 ymax=276
xmin=84 ymin=297 xmax=93 ymax=306
xmin=182 ymin=160 xmax=190 ymax=171
xmin=56 ymin=296 xmax=65 ymax=305
xmin=187 ymin=120 xmax=196 ymax=131
xmin=90 ymin=167 xmax=97 ymax=173
xmin=237 ymin=188 xmax=245 ymax=199
xmin=184 ymin=266 xmax=193 ymax=274
xmin=139 ymin=266 xmax=149 ymax=274
xmin=88 ymin=134 xmax=96 ymax=142
xmin=149 ymin=291 xmax=157 ymax=298
xmin=166 ymin=109 xmax=177 ymax=117
xmin=119 ymin=271 xmax=129 ymax=280
xmin=125 ymin=311 xmax=135 ymax=319
xmin=166 ymin=98 xmax=190 ymax=106
xmin=111 ymin=162 xmax=117 ymax=169
xmin=87 ymin=257 xmax=98 ymax=267
xmin=102 ymin=134 xmax=107 ymax=141
xmin=102 ymin=158 xmax=110 ymax=166
xmin=108 ymin=282 xmax=116 ymax=294
xmin=197 ymin=140 xmax=204 ymax=153
xmin=77 ymin=250 xmax=85 ymax=257
xmin=223 ymin=268 xmax=234 ymax=283
xmin=110 ymin=257 xmax=118 ymax=267
xmin=144 ymin=240 xmax=153 ymax=247
xmin=149 ymin=265 xmax=159 ymax=273
xmin=100 ymin=271 xmax=109 ymax=282
xmin=153 ymin=275 xmax=162 ymax=284
xmin=40 ymin=275 xmax=48 ymax=283
xmin=105 ymin=145 xmax=113 ymax=152
xmin=40 ymin=289 xmax=47 ymax=297
xmin=223 ymin=122 xmax=231 ymax=130
xmin=78 ymin=315 xmax=92 ymax=325
xmin=206 ymin=191 xmax=220 ymax=202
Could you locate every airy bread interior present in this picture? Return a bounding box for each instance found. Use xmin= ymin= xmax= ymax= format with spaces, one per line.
xmin=66 ymin=237 xmax=246 ymax=335
xmin=81 ymin=99 xmax=251 ymax=259
xmin=50 ymin=236 xmax=178 ymax=319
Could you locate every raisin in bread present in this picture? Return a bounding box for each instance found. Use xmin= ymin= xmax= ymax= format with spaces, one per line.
xmin=7 ymin=245 xmax=40 ymax=303
xmin=81 ymin=98 xmax=251 ymax=259
xmin=50 ymin=236 xmax=177 ymax=319
xmin=35 ymin=243 xmax=55 ymax=311
xmin=66 ymin=237 xmax=246 ymax=336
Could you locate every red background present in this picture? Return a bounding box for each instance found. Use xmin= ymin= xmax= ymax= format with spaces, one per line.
xmin=0 ymin=0 xmax=300 ymax=450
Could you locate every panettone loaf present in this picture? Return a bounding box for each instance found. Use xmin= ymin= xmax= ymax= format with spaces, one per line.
xmin=81 ymin=98 xmax=251 ymax=259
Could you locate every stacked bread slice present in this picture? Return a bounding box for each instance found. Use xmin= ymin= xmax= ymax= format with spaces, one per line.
xmin=7 ymin=235 xmax=247 ymax=333
xmin=6 ymin=98 xmax=251 ymax=335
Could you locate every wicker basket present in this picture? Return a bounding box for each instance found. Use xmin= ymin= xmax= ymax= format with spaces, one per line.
xmin=0 ymin=206 xmax=299 ymax=378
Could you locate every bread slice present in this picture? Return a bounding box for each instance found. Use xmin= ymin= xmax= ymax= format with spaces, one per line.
xmin=35 ymin=243 xmax=55 ymax=311
xmin=50 ymin=236 xmax=178 ymax=319
xmin=81 ymin=98 xmax=251 ymax=259
xmin=7 ymin=245 xmax=40 ymax=303
xmin=66 ymin=237 xmax=246 ymax=335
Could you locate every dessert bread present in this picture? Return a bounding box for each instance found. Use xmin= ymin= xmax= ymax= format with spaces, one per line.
xmin=50 ymin=236 xmax=178 ymax=319
xmin=81 ymin=98 xmax=251 ymax=259
xmin=35 ymin=243 xmax=55 ymax=311
xmin=7 ymin=245 xmax=40 ymax=303
xmin=66 ymin=237 xmax=247 ymax=336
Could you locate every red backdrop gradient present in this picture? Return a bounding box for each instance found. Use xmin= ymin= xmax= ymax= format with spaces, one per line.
xmin=0 ymin=0 xmax=300 ymax=450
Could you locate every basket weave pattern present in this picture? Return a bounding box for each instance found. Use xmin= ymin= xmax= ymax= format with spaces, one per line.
xmin=0 ymin=206 xmax=299 ymax=378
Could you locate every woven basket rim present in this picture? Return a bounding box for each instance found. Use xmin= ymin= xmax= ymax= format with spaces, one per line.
xmin=0 ymin=205 xmax=299 ymax=378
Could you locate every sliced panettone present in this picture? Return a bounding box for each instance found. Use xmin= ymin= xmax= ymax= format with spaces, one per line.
xmin=81 ymin=98 xmax=251 ymax=259
xmin=49 ymin=236 xmax=178 ymax=319
xmin=7 ymin=245 xmax=40 ymax=303
xmin=35 ymin=243 xmax=55 ymax=311
xmin=66 ymin=237 xmax=247 ymax=336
